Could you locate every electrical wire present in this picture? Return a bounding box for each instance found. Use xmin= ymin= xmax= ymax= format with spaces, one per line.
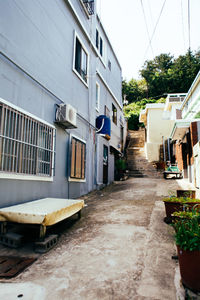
xmin=147 ymin=0 xmax=154 ymax=29
xmin=140 ymin=0 xmax=154 ymax=58
xmin=142 ymin=0 xmax=167 ymax=64
xmin=181 ymin=0 xmax=186 ymax=52
xmin=188 ymin=0 xmax=191 ymax=50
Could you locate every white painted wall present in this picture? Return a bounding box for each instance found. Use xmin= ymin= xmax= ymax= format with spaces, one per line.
xmin=144 ymin=107 xmax=174 ymax=161
xmin=193 ymin=142 xmax=200 ymax=189
xmin=182 ymin=78 xmax=200 ymax=119
xmin=147 ymin=108 xmax=174 ymax=143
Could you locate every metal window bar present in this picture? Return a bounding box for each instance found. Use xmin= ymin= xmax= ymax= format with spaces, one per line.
xmin=0 ymin=102 xmax=54 ymax=177
xmin=82 ymin=0 xmax=94 ymax=15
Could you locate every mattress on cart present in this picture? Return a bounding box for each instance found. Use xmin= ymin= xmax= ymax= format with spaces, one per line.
xmin=0 ymin=198 xmax=84 ymax=226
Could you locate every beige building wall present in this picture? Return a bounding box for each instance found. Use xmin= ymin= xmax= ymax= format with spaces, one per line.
xmin=146 ymin=108 xmax=174 ymax=161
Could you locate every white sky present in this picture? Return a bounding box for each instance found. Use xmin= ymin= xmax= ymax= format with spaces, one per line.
xmin=97 ymin=0 xmax=200 ymax=81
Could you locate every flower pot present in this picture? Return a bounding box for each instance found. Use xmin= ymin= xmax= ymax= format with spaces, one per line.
xmin=177 ymin=246 xmax=200 ymax=292
xmin=164 ymin=202 xmax=183 ymax=219
xmin=164 ymin=202 xmax=200 ymax=220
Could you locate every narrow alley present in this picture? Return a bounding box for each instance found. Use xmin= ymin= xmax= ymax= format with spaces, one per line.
xmin=0 ymin=175 xmax=196 ymax=299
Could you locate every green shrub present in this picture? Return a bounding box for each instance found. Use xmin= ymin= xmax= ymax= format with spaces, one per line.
xmin=173 ymin=217 xmax=200 ymax=251
xmin=172 ymin=211 xmax=200 ymax=219
xmin=163 ymin=197 xmax=200 ymax=203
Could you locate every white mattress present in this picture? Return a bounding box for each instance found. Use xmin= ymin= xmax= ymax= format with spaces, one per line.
xmin=0 ymin=198 xmax=84 ymax=226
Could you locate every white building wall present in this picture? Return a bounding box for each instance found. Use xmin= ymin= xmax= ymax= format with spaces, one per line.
xmin=145 ymin=108 xmax=174 ymax=161
xmin=182 ymin=80 xmax=200 ymax=119
xmin=0 ymin=0 xmax=125 ymax=206
xmin=193 ymin=142 xmax=200 ymax=189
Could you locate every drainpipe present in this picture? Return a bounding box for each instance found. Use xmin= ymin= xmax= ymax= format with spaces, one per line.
xmin=167 ymin=138 xmax=171 ymax=162
xmin=163 ymin=136 xmax=166 ymax=162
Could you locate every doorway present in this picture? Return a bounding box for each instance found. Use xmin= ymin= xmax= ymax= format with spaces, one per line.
xmin=182 ymin=143 xmax=188 ymax=178
xmin=103 ymin=145 xmax=108 ymax=184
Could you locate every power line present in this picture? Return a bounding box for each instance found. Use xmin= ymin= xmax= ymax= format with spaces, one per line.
xmin=140 ymin=0 xmax=154 ymax=57
xmin=142 ymin=0 xmax=167 ymax=64
xmin=188 ymin=0 xmax=191 ymax=50
xmin=147 ymin=0 xmax=154 ymax=29
xmin=181 ymin=0 xmax=186 ymax=52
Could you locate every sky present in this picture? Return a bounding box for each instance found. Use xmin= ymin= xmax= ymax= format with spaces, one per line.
xmin=97 ymin=0 xmax=200 ymax=81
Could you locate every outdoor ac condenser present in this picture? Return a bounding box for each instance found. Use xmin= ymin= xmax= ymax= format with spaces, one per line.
xmin=55 ymin=103 xmax=77 ymax=129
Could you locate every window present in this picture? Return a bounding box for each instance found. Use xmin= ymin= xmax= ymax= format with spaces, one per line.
xmin=96 ymin=82 xmax=100 ymax=111
xmin=96 ymin=30 xmax=99 ymax=49
xmin=95 ymin=30 xmax=104 ymax=58
xmin=0 ymin=101 xmax=55 ymax=178
xmin=74 ymin=35 xmax=88 ymax=84
xmin=100 ymin=37 xmax=103 ymax=57
xmin=112 ymin=104 xmax=117 ymax=125
xmin=70 ymin=137 xmax=86 ymax=180
xmin=82 ymin=0 xmax=94 ymax=15
xmin=108 ymin=60 xmax=111 ymax=71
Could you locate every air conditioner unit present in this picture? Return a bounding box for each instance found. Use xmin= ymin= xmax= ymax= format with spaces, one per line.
xmin=55 ymin=104 xmax=77 ymax=129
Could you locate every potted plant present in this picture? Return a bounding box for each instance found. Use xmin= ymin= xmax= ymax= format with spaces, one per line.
xmin=172 ymin=216 xmax=200 ymax=292
xmin=172 ymin=206 xmax=200 ymax=225
xmin=163 ymin=197 xmax=200 ymax=223
xmin=176 ymin=190 xmax=196 ymax=199
xmin=115 ymin=158 xmax=127 ymax=180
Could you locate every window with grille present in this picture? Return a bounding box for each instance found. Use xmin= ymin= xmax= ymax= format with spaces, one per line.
xmin=0 ymin=101 xmax=55 ymax=178
xmin=82 ymin=0 xmax=94 ymax=15
xmin=70 ymin=137 xmax=86 ymax=180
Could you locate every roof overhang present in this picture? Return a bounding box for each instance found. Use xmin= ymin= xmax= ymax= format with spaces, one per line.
xmin=139 ymin=103 xmax=165 ymax=124
xmin=170 ymin=120 xmax=191 ymax=140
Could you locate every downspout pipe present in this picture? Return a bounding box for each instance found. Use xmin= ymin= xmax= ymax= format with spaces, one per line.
xmin=163 ymin=136 xmax=166 ymax=162
xmin=167 ymin=138 xmax=171 ymax=162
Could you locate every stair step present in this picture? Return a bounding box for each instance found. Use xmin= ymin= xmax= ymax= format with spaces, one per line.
xmin=126 ymin=130 xmax=161 ymax=177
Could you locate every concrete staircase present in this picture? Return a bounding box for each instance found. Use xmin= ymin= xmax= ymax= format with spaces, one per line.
xmin=126 ymin=129 xmax=161 ymax=178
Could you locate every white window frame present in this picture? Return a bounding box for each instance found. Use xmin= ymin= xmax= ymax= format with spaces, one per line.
xmin=95 ymin=29 xmax=105 ymax=61
xmin=69 ymin=134 xmax=86 ymax=182
xmin=96 ymin=82 xmax=100 ymax=112
xmin=0 ymin=98 xmax=55 ymax=181
xmin=73 ymin=31 xmax=89 ymax=88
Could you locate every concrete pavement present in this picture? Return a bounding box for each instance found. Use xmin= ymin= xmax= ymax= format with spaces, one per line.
xmin=0 ymin=177 xmax=198 ymax=300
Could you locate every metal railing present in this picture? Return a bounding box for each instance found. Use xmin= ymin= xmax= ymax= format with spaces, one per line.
xmin=82 ymin=0 xmax=94 ymax=15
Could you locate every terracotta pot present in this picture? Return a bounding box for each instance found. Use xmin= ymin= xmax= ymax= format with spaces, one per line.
xmin=164 ymin=202 xmax=200 ymax=219
xmin=164 ymin=202 xmax=183 ymax=218
xmin=177 ymin=246 xmax=200 ymax=292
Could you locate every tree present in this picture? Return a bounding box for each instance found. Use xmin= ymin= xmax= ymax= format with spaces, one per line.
xmin=140 ymin=50 xmax=200 ymax=97
xmin=122 ymin=78 xmax=147 ymax=104
xmin=170 ymin=50 xmax=200 ymax=92
xmin=140 ymin=53 xmax=174 ymax=98
xmin=123 ymin=49 xmax=200 ymax=130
